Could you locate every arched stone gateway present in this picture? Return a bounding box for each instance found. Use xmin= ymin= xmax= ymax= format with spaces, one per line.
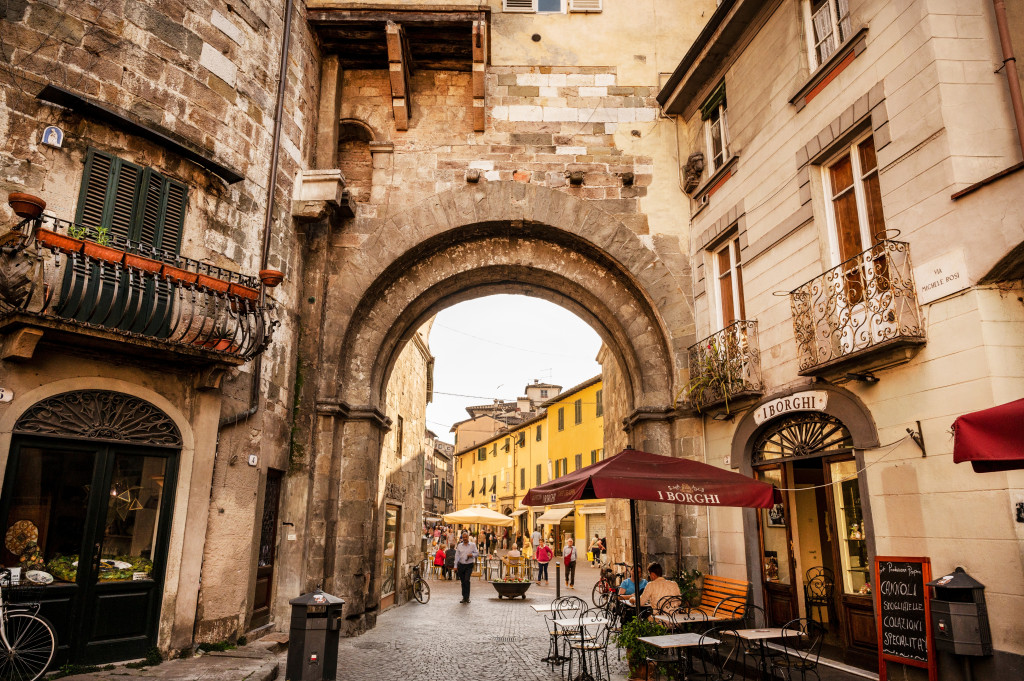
xmin=287 ymin=181 xmax=702 ymax=631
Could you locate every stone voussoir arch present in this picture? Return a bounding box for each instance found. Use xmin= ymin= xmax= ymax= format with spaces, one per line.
xmin=333 ymin=181 xmax=693 ymax=414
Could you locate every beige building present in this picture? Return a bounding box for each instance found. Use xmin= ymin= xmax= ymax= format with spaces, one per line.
xmin=657 ymin=0 xmax=1024 ymax=677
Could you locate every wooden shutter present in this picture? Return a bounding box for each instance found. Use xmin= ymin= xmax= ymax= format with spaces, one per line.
xmin=569 ymin=0 xmax=602 ymax=11
xmin=135 ymin=169 xmax=187 ymax=255
xmin=75 ymin=148 xmax=143 ymax=242
xmin=503 ymin=0 xmax=535 ymax=11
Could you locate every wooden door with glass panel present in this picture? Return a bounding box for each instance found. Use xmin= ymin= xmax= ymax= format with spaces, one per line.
xmin=754 ymin=466 xmax=797 ymax=626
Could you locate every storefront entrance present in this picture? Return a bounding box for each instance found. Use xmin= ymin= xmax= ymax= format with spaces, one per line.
xmin=0 ymin=390 xmax=180 ymax=665
xmin=752 ymin=412 xmax=877 ymax=668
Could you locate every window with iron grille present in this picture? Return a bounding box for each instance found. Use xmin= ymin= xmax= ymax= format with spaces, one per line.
xmin=574 ymin=399 xmax=582 ymax=425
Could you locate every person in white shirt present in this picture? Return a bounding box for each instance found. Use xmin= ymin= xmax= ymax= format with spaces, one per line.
xmin=563 ymin=538 xmax=578 ymax=588
xmin=531 ymin=528 xmax=542 ymax=550
xmin=453 ymin=530 xmax=479 ymax=603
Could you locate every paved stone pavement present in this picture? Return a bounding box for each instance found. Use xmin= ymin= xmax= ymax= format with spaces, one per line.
xmin=54 ymin=642 xmax=280 ymax=681
xmin=332 ymin=562 xmax=627 ymax=681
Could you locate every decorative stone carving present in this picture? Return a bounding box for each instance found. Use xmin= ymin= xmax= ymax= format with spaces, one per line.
xmin=292 ymin=169 xmax=354 ymax=221
xmin=683 ymin=152 xmax=705 ymax=193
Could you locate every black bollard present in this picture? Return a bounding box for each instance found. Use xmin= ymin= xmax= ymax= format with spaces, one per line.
xmin=555 ymin=563 xmax=560 ymax=599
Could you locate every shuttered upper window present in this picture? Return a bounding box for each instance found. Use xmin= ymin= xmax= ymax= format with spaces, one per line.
xmin=76 ymin=148 xmax=187 ymax=256
xmin=503 ymin=0 xmax=566 ymax=12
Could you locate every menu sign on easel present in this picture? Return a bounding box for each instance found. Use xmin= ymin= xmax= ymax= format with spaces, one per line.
xmin=875 ymin=556 xmax=937 ymax=681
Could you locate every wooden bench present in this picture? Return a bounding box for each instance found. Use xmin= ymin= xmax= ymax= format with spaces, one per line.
xmin=694 ymin=574 xmax=751 ymax=620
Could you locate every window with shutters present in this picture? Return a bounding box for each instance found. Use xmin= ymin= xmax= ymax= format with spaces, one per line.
xmin=64 ymin=148 xmax=189 ymax=337
xmin=536 ymin=424 xmax=542 ymax=441
xmin=574 ymin=399 xmax=583 ymax=425
xmin=520 ymin=468 xmax=525 ymax=490
xmin=536 ymin=463 xmax=542 ymax=485
xmin=595 ymin=390 xmax=603 ymax=417
xmin=569 ymin=0 xmax=602 ymax=11
xmin=558 ymin=408 xmax=565 ymax=431
xmin=478 ymin=448 xmax=487 ymax=462
xmin=574 ymin=453 xmax=582 ymax=470
xmin=503 ymin=0 xmax=563 ymax=12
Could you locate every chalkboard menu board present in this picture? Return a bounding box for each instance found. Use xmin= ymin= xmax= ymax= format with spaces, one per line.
xmin=875 ymin=556 xmax=936 ymax=681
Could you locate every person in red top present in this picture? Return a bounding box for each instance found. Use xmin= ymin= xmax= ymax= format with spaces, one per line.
xmin=433 ymin=545 xmax=446 ymax=578
xmin=535 ymin=539 xmax=553 ymax=585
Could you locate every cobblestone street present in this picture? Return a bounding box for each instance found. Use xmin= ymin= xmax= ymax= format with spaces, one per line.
xmin=333 ymin=563 xmax=630 ymax=681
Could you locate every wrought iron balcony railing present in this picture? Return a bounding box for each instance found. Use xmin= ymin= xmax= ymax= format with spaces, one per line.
xmin=0 ymin=215 xmax=277 ymax=362
xmin=686 ymin=320 xmax=764 ymax=411
xmin=789 ymin=240 xmax=924 ymax=374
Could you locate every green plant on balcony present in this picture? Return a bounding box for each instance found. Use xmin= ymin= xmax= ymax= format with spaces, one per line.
xmin=67 ymin=223 xmax=87 ymax=240
xmin=93 ymin=225 xmax=110 ymax=246
xmin=686 ymin=334 xmax=743 ymax=414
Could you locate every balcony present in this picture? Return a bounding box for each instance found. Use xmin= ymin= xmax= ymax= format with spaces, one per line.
xmin=789 ymin=240 xmax=925 ymax=375
xmin=686 ymin=320 xmax=764 ymax=412
xmin=0 ymin=215 xmax=277 ymax=365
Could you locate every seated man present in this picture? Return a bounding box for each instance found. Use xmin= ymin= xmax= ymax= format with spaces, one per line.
xmin=638 ymin=562 xmax=681 ymax=615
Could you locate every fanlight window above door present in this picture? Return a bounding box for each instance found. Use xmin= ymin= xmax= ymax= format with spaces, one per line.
xmin=752 ymin=412 xmax=852 ymax=465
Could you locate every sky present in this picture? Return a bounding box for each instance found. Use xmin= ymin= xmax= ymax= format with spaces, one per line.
xmin=425 ymin=294 xmax=602 ymax=442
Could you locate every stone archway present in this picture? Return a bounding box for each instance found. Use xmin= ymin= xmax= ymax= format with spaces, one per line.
xmin=290 ymin=181 xmax=701 ymax=631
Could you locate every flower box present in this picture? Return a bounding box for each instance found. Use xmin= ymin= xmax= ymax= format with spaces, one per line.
xmin=82 ymin=241 xmax=125 ymax=264
xmin=196 ymin=273 xmax=231 ymax=293
xmin=34 ymin=228 xmax=83 ymax=254
xmin=229 ymin=282 xmax=260 ymax=301
xmin=160 ymin=263 xmax=199 ymax=285
xmin=124 ymin=252 xmax=163 ymax=273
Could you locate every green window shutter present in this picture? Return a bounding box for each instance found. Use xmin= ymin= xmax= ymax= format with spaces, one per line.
xmin=76 ymin=148 xmax=113 ymax=228
xmin=74 ymin=148 xmax=143 ymax=242
xmin=700 ymin=81 xmax=727 ymax=121
xmin=134 ymin=170 xmax=187 ymax=255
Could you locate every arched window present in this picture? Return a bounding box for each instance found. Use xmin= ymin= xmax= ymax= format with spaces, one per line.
xmin=752 ymin=412 xmax=851 ymax=465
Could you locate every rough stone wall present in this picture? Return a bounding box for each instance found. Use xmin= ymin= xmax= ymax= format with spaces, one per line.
xmin=0 ymin=0 xmax=318 ymax=647
xmin=375 ymin=327 xmax=431 ymax=612
xmin=338 ymin=66 xmax=655 ymax=234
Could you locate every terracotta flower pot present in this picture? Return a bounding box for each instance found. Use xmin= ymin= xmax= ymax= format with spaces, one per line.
xmin=82 ymin=241 xmax=125 ymax=264
xmin=34 ymin=228 xmax=83 ymax=254
xmin=7 ymin=193 xmax=46 ymax=219
xmin=197 ymin=273 xmax=231 ymax=293
xmin=124 ymin=253 xmax=163 ymax=273
xmin=160 ymin=263 xmax=199 ymax=285
xmin=259 ymin=269 xmax=284 ymax=287
xmin=228 ymin=282 xmax=260 ymax=301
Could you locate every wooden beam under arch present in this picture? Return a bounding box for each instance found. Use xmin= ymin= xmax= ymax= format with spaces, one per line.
xmin=386 ymin=20 xmax=412 ymax=130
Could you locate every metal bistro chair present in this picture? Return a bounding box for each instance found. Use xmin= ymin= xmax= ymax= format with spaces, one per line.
xmin=548 ymin=596 xmax=589 ymax=676
xmin=737 ymin=604 xmax=787 ymax=677
xmin=567 ymin=607 xmax=614 ymax=681
xmin=688 ymin=625 xmax=741 ymax=681
xmin=803 ymin=567 xmax=835 ymax=627
xmin=771 ymin=618 xmax=825 ymax=681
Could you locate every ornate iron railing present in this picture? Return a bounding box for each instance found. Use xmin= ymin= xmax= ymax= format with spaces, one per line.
xmin=686 ymin=320 xmax=763 ymax=411
xmin=0 ymin=215 xmax=276 ymax=361
xmin=789 ymin=240 xmax=924 ymax=373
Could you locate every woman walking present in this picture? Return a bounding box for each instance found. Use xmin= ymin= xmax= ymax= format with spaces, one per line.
xmin=536 ymin=539 xmax=553 ymax=585
xmin=589 ymin=534 xmax=603 ymax=566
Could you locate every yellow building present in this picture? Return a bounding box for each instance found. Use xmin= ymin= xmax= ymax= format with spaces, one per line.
xmin=452 ymin=376 xmax=607 ymax=557
xmin=539 ymin=377 xmax=606 ymax=550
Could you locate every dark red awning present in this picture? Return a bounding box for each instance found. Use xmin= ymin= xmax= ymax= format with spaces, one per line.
xmin=521 ymin=448 xmax=777 ymax=509
xmin=953 ymin=398 xmax=1024 ymax=473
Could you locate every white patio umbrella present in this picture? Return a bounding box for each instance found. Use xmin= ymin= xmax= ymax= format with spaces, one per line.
xmin=442 ymin=506 xmax=514 ymax=526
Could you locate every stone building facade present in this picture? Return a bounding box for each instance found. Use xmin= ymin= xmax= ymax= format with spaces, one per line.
xmin=658 ymin=0 xmax=1024 ymax=677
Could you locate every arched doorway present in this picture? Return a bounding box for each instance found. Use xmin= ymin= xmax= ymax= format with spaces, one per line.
xmin=733 ymin=386 xmax=880 ymax=667
xmin=0 ymin=390 xmax=180 ymax=665
xmin=289 ymin=181 xmax=700 ymax=631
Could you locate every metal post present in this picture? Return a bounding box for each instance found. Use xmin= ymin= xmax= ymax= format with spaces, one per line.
xmin=630 ymin=498 xmax=642 ymax=620
xmin=556 ymin=563 xmax=561 ymax=599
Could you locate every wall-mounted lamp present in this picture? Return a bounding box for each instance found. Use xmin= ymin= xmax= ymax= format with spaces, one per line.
xmin=712 ymin=411 xmax=734 ymax=421
xmin=845 ymin=371 xmax=879 ymax=383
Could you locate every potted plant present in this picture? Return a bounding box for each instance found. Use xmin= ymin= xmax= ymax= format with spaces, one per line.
xmin=673 ymin=568 xmax=702 ymax=607
xmin=34 ymin=227 xmax=83 ymax=254
xmin=489 ymin=575 xmax=532 ymax=599
xmin=81 ymin=226 xmax=124 ymax=264
xmin=614 ymin=617 xmax=668 ymax=679
xmin=7 ymin=192 xmax=46 ymax=219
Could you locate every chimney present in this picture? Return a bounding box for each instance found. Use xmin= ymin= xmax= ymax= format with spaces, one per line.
xmin=517 ymin=397 xmax=531 ymax=413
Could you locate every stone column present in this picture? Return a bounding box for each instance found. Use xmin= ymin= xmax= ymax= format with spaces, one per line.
xmin=316 ymin=54 xmax=343 ymax=170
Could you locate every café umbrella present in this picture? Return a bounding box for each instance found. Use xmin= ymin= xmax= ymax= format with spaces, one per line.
xmin=522 ymin=448 xmax=779 ymax=613
xmin=442 ymin=505 xmax=514 ymax=527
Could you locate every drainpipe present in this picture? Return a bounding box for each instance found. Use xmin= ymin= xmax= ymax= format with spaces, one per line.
xmin=220 ymin=0 xmax=294 ymax=429
xmin=993 ymin=0 xmax=1024 ymax=160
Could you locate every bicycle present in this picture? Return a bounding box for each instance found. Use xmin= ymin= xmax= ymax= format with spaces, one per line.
xmin=0 ymin=568 xmax=56 ymax=681
xmin=591 ymin=564 xmax=625 ymax=607
xmin=410 ymin=564 xmax=430 ymax=604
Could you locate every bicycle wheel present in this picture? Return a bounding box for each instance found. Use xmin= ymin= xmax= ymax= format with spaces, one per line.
xmin=0 ymin=612 xmax=56 ymax=681
xmin=413 ymin=579 xmax=430 ymax=604
xmin=592 ymin=580 xmax=610 ymax=607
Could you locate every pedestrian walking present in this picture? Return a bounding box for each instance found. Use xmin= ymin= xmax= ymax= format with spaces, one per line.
xmin=453 ymin=531 xmax=479 ymax=603
xmin=531 ymin=527 xmax=541 ymax=549
xmin=588 ymin=533 xmax=603 ymax=566
xmin=443 ymin=543 xmax=456 ymax=580
xmin=536 ymin=539 xmax=553 ymax=584
xmin=563 ymin=538 xmax=577 ymax=588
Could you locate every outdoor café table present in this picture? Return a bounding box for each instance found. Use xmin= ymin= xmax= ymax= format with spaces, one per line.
xmin=541 ymin=614 xmax=606 ymax=666
xmin=531 ymin=603 xmax=558 ymax=613
xmin=733 ymin=628 xmax=802 ymax=681
xmin=638 ymin=633 xmax=721 ymax=679
xmin=653 ymin=611 xmax=725 ymax=629
xmin=554 ymin=616 xmax=610 ymax=681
